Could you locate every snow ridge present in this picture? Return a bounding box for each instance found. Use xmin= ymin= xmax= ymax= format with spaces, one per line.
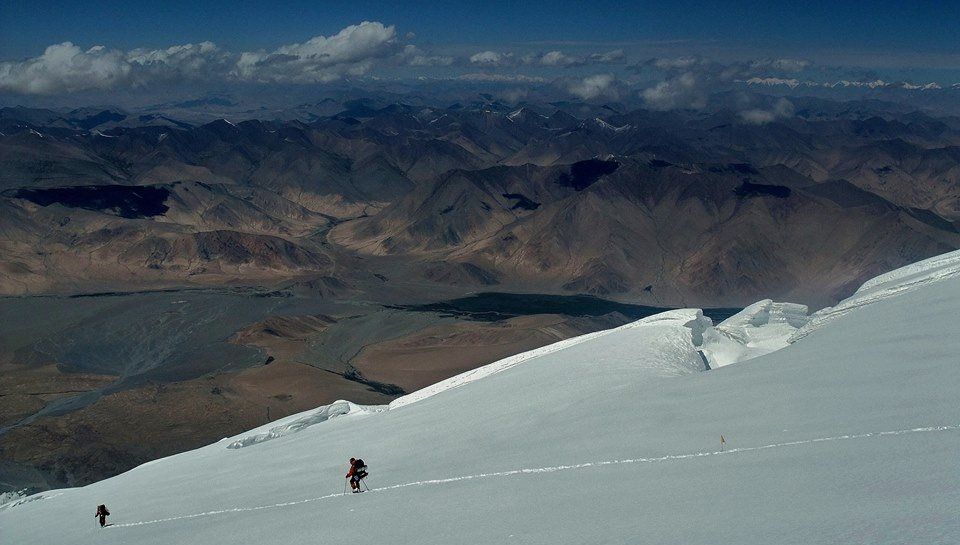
xmin=389 ymin=309 xmax=706 ymax=409
xmin=701 ymin=300 xmax=809 ymax=367
xmin=105 ymin=423 xmax=959 ymax=530
xmin=392 ymin=306 xmax=811 ymax=410
xmin=227 ymin=401 xmax=384 ymax=449
xmin=790 ymin=249 xmax=960 ymax=343
xmin=594 ymin=118 xmax=631 ymax=132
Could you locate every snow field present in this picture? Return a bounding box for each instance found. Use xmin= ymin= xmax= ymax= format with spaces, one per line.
xmin=3 ymin=249 xmax=960 ymax=544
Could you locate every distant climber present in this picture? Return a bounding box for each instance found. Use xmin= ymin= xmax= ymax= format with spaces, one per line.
xmin=345 ymin=457 xmax=368 ymax=493
xmin=95 ymin=504 xmax=110 ymax=527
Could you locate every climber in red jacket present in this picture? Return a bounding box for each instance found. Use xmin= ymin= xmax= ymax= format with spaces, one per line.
xmin=346 ymin=458 xmax=368 ymax=493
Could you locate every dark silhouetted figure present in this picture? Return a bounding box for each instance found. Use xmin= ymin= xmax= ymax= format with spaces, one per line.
xmin=95 ymin=504 xmax=110 ymax=527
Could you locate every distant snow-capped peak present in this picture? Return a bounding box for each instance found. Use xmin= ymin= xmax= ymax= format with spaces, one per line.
xmin=740 ymin=77 xmax=946 ymax=91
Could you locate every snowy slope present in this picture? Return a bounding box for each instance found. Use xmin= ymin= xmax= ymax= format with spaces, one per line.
xmin=3 ymin=251 xmax=960 ymax=544
xmin=791 ymin=249 xmax=960 ymax=343
xmin=390 ymin=309 xmax=714 ymax=409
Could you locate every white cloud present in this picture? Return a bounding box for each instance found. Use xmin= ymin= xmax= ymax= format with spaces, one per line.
xmin=457 ymin=72 xmax=544 ymax=83
xmin=496 ymin=87 xmax=529 ymax=103
xmin=428 ymin=46 xmax=625 ymax=68
xmin=639 ymin=56 xmax=814 ymax=111
xmin=739 ymin=98 xmax=795 ymax=125
xmin=565 ymin=74 xmax=618 ymax=100
xmin=589 ymin=49 xmax=625 ymax=64
xmin=467 ymin=49 xmax=608 ymax=68
xmin=518 ymin=53 xmax=539 ymax=65
xmin=540 ymin=50 xmax=584 ymax=68
xmin=126 ymin=41 xmax=230 ymax=84
xmin=748 ymin=58 xmax=810 ymax=73
xmin=642 ymin=72 xmax=704 ymax=110
xmin=400 ymin=45 xmax=453 ymax=67
xmin=127 ymin=41 xmax=223 ymax=67
xmin=0 ymin=21 xmax=403 ymax=94
xmin=0 ymin=40 xmax=233 ymax=95
xmin=0 ymin=42 xmax=131 ymax=94
xmin=651 ymin=56 xmax=706 ymax=70
xmin=233 ymin=21 xmax=398 ymax=83
xmin=515 ymin=49 xmax=624 ymax=68
xmin=469 ymin=51 xmax=511 ymax=66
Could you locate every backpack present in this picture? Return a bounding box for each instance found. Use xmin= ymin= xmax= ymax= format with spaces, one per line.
xmin=354 ymin=459 xmax=368 ymax=480
xmin=98 ymin=505 xmax=109 ymax=516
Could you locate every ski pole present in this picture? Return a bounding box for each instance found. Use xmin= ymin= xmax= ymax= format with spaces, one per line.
xmin=343 ymin=480 xmax=348 ymax=496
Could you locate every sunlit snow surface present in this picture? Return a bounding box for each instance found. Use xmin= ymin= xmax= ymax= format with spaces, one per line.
xmin=3 ymin=251 xmax=960 ymax=544
xmin=227 ymin=401 xmax=385 ymax=449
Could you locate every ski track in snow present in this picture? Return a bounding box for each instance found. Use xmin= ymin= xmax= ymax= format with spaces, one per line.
xmin=107 ymin=424 xmax=959 ymax=529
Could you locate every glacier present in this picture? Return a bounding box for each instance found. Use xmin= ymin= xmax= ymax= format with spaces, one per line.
xmin=2 ymin=250 xmax=959 ymax=544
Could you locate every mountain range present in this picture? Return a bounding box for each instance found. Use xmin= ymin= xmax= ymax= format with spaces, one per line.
xmin=2 ymin=91 xmax=960 ymax=493
xmin=2 ymin=95 xmax=959 ymax=306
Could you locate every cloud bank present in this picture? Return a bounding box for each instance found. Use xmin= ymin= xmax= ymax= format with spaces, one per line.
xmin=0 ymin=42 xmax=134 ymax=94
xmin=233 ymin=22 xmax=399 ymax=83
xmin=0 ymin=23 xmax=947 ymax=110
xmin=638 ymin=55 xmax=812 ymax=110
xmin=466 ymin=48 xmax=625 ymax=69
xmin=0 ymin=21 xmax=410 ymax=94
xmin=739 ymin=98 xmax=795 ymax=124
xmin=564 ymin=74 xmax=619 ymax=100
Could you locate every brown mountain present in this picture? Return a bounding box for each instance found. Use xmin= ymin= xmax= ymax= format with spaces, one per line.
xmin=2 ymin=102 xmax=960 ymax=305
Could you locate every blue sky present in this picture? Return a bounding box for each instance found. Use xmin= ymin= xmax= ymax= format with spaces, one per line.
xmin=3 ymin=0 xmax=958 ymax=58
